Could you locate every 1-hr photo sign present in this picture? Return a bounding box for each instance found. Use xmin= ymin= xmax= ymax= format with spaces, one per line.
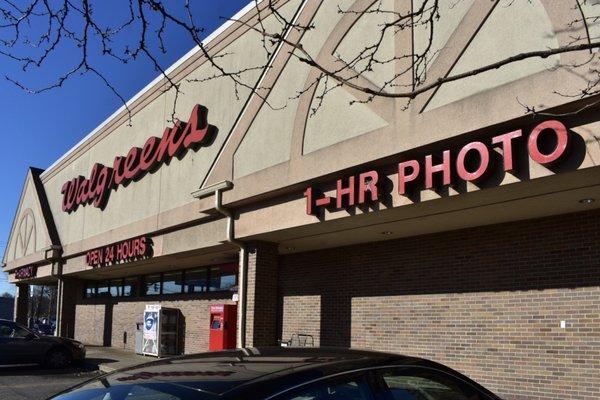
xmin=305 ymin=120 xmax=572 ymax=215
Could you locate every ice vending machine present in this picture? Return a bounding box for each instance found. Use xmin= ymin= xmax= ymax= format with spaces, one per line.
xmin=209 ymin=304 xmax=237 ymax=351
xmin=142 ymin=304 xmax=180 ymax=357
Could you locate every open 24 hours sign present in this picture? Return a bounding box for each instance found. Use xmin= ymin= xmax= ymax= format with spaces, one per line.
xmin=85 ymin=236 xmax=151 ymax=267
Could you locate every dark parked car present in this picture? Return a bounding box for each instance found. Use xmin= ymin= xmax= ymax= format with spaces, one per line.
xmin=51 ymin=347 xmax=502 ymax=400
xmin=0 ymin=319 xmax=86 ymax=368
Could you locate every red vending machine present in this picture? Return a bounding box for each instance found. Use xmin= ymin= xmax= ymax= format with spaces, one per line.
xmin=209 ymin=304 xmax=237 ymax=351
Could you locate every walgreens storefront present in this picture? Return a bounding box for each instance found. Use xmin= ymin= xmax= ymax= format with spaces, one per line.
xmin=3 ymin=2 xmax=600 ymax=399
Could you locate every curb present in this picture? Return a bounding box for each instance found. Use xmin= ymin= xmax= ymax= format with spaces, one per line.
xmin=84 ymin=356 xmax=150 ymax=374
xmin=98 ymin=364 xmax=117 ymax=374
xmin=83 ymin=361 xmax=137 ymax=374
xmin=81 ymin=359 xmax=118 ymax=374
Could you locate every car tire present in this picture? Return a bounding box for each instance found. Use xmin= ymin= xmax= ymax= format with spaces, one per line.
xmin=45 ymin=347 xmax=72 ymax=369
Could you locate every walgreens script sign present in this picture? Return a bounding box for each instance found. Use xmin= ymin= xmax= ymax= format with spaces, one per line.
xmin=61 ymin=104 xmax=215 ymax=213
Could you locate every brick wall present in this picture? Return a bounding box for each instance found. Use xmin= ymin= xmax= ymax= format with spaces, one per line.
xmin=280 ymin=295 xmax=321 ymax=346
xmin=75 ymin=303 xmax=106 ymax=345
xmin=58 ymin=277 xmax=79 ymax=338
xmin=246 ymin=242 xmax=279 ymax=347
xmin=75 ymin=293 xmax=234 ymax=354
xmin=279 ymin=209 xmax=600 ymax=400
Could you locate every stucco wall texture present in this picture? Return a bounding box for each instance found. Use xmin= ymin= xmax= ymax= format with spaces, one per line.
xmin=279 ymin=209 xmax=600 ymax=400
xmin=5 ymin=176 xmax=50 ymax=263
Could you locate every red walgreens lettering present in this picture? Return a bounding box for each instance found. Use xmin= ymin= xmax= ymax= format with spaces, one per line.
xmin=61 ymin=104 xmax=215 ymax=213
xmin=15 ymin=266 xmax=37 ymax=280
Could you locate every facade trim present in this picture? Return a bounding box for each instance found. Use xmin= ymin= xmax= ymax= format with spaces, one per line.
xmin=39 ymin=0 xmax=296 ymax=183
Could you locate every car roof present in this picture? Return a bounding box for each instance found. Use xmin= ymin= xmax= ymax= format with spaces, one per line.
xmin=67 ymin=347 xmax=451 ymax=399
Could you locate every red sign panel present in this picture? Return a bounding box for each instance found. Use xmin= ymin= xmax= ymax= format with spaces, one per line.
xmin=61 ymin=104 xmax=216 ymax=213
xmin=14 ymin=265 xmax=37 ymax=280
xmin=305 ymin=120 xmax=571 ymax=215
xmin=86 ymin=236 xmax=151 ymax=267
xmin=210 ymin=304 xmax=224 ymax=313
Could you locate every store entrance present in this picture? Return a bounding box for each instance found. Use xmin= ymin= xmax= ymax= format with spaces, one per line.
xmin=28 ymin=284 xmax=58 ymax=336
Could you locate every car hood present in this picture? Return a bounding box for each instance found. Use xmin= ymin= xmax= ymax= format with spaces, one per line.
xmin=38 ymin=335 xmax=83 ymax=346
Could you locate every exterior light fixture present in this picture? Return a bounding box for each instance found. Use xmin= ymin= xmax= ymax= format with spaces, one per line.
xmin=381 ymin=231 xmax=393 ymax=235
xmin=579 ymin=198 xmax=595 ymax=204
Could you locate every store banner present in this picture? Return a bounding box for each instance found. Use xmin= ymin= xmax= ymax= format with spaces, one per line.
xmin=143 ymin=311 xmax=158 ymax=341
xmin=143 ymin=305 xmax=161 ymax=356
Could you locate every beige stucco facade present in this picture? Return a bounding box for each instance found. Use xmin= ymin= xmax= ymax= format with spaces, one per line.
xmin=4 ymin=0 xmax=599 ymax=275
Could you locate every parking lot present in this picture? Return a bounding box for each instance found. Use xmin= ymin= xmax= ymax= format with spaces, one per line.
xmin=0 ymin=346 xmax=148 ymax=400
xmin=0 ymin=365 xmax=101 ymax=400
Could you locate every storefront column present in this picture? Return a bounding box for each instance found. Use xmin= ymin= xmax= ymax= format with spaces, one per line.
xmin=56 ymin=277 xmax=79 ymax=338
xmin=244 ymin=241 xmax=279 ymax=347
xmin=14 ymin=283 xmax=29 ymax=325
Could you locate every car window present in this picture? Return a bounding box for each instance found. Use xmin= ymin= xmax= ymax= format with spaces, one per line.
xmin=116 ymin=385 xmax=181 ymax=400
xmin=0 ymin=322 xmax=12 ymax=338
xmin=276 ymin=375 xmax=373 ymax=400
xmin=377 ymin=368 xmax=489 ymax=400
xmin=51 ymin=383 xmax=213 ymax=400
xmin=10 ymin=324 xmax=32 ymax=338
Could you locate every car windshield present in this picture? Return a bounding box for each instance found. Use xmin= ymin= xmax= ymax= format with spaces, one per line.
xmin=51 ymin=382 xmax=219 ymax=400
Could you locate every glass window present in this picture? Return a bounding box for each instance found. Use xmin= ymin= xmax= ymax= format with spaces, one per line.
xmin=0 ymin=322 xmax=13 ymax=338
xmin=123 ymin=277 xmax=138 ymax=297
xmin=278 ymin=375 xmax=371 ymax=400
xmin=162 ymin=271 xmax=183 ymax=294
xmin=9 ymin=324 xmax=32 ymax=339
xmin=209 ymin=264 xmax=238 ymax=292
xmin=97 ymin=282 xmax=110 ymax=298
xmin=379 ymin=367 xmax=490 ymax=400
xmin=184 ymin=268 xmax=208 ymax=293
xmin=144 ymin=274 xmax=162 ymax=296
xmin=0 ymin=322 xmax=33 ymax=339
xmin=85 ymin=283 xmax=97 ymax=299
xmin=109 ymin=280 xmax=122 ymax=297
xmin=53 ymin=382 xmax=203 ymax=400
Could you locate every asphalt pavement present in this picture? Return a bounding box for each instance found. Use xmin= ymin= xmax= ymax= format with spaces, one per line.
xmin=0 ymin=364 xmax=101 ymax=400
xmin=0 ymin=346 xmax=152 ymax=400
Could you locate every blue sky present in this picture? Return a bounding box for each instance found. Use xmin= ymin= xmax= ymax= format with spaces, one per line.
xmin=0 ymin=1 xmax=250 ymax=295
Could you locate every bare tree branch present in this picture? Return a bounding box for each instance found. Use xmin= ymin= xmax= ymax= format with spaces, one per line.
xmin=0 ymin=0 xmax=599 ymax=121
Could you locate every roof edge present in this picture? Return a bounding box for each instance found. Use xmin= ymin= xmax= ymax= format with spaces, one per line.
xmin=40 ymin=0 xmax=261 ymax=180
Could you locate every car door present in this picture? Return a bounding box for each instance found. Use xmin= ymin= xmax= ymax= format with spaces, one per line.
xmin=0 ymin=321 xmax=16 ymax=365
xmin=268 ymin=371 xmax=376 ymax=400
xmin=370 ymin=366 xmax=500 ymax=400
xmin=2 ymin=322 xmax=48 ymax=365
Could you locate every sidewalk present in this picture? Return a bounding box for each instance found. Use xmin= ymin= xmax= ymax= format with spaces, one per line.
xmin=84 ymin=346 xmax=152 ymax=373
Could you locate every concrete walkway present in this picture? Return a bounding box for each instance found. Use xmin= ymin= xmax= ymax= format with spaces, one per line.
xmin=85 ymin=346 xmax=153 ymax=373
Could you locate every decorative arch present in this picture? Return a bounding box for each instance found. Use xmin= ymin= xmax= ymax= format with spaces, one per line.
xmin=290 ymin=0 xmax=396 ymax=160
xmin=414 ymin=0 xmax=588 ymax=112
xmin=14 ymin=208 xmax=36 ymax=259
xmin=2 ymin=168 xmax=60 ymax=268
xmin=201 ymin=0 xmax=594 ymax=199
